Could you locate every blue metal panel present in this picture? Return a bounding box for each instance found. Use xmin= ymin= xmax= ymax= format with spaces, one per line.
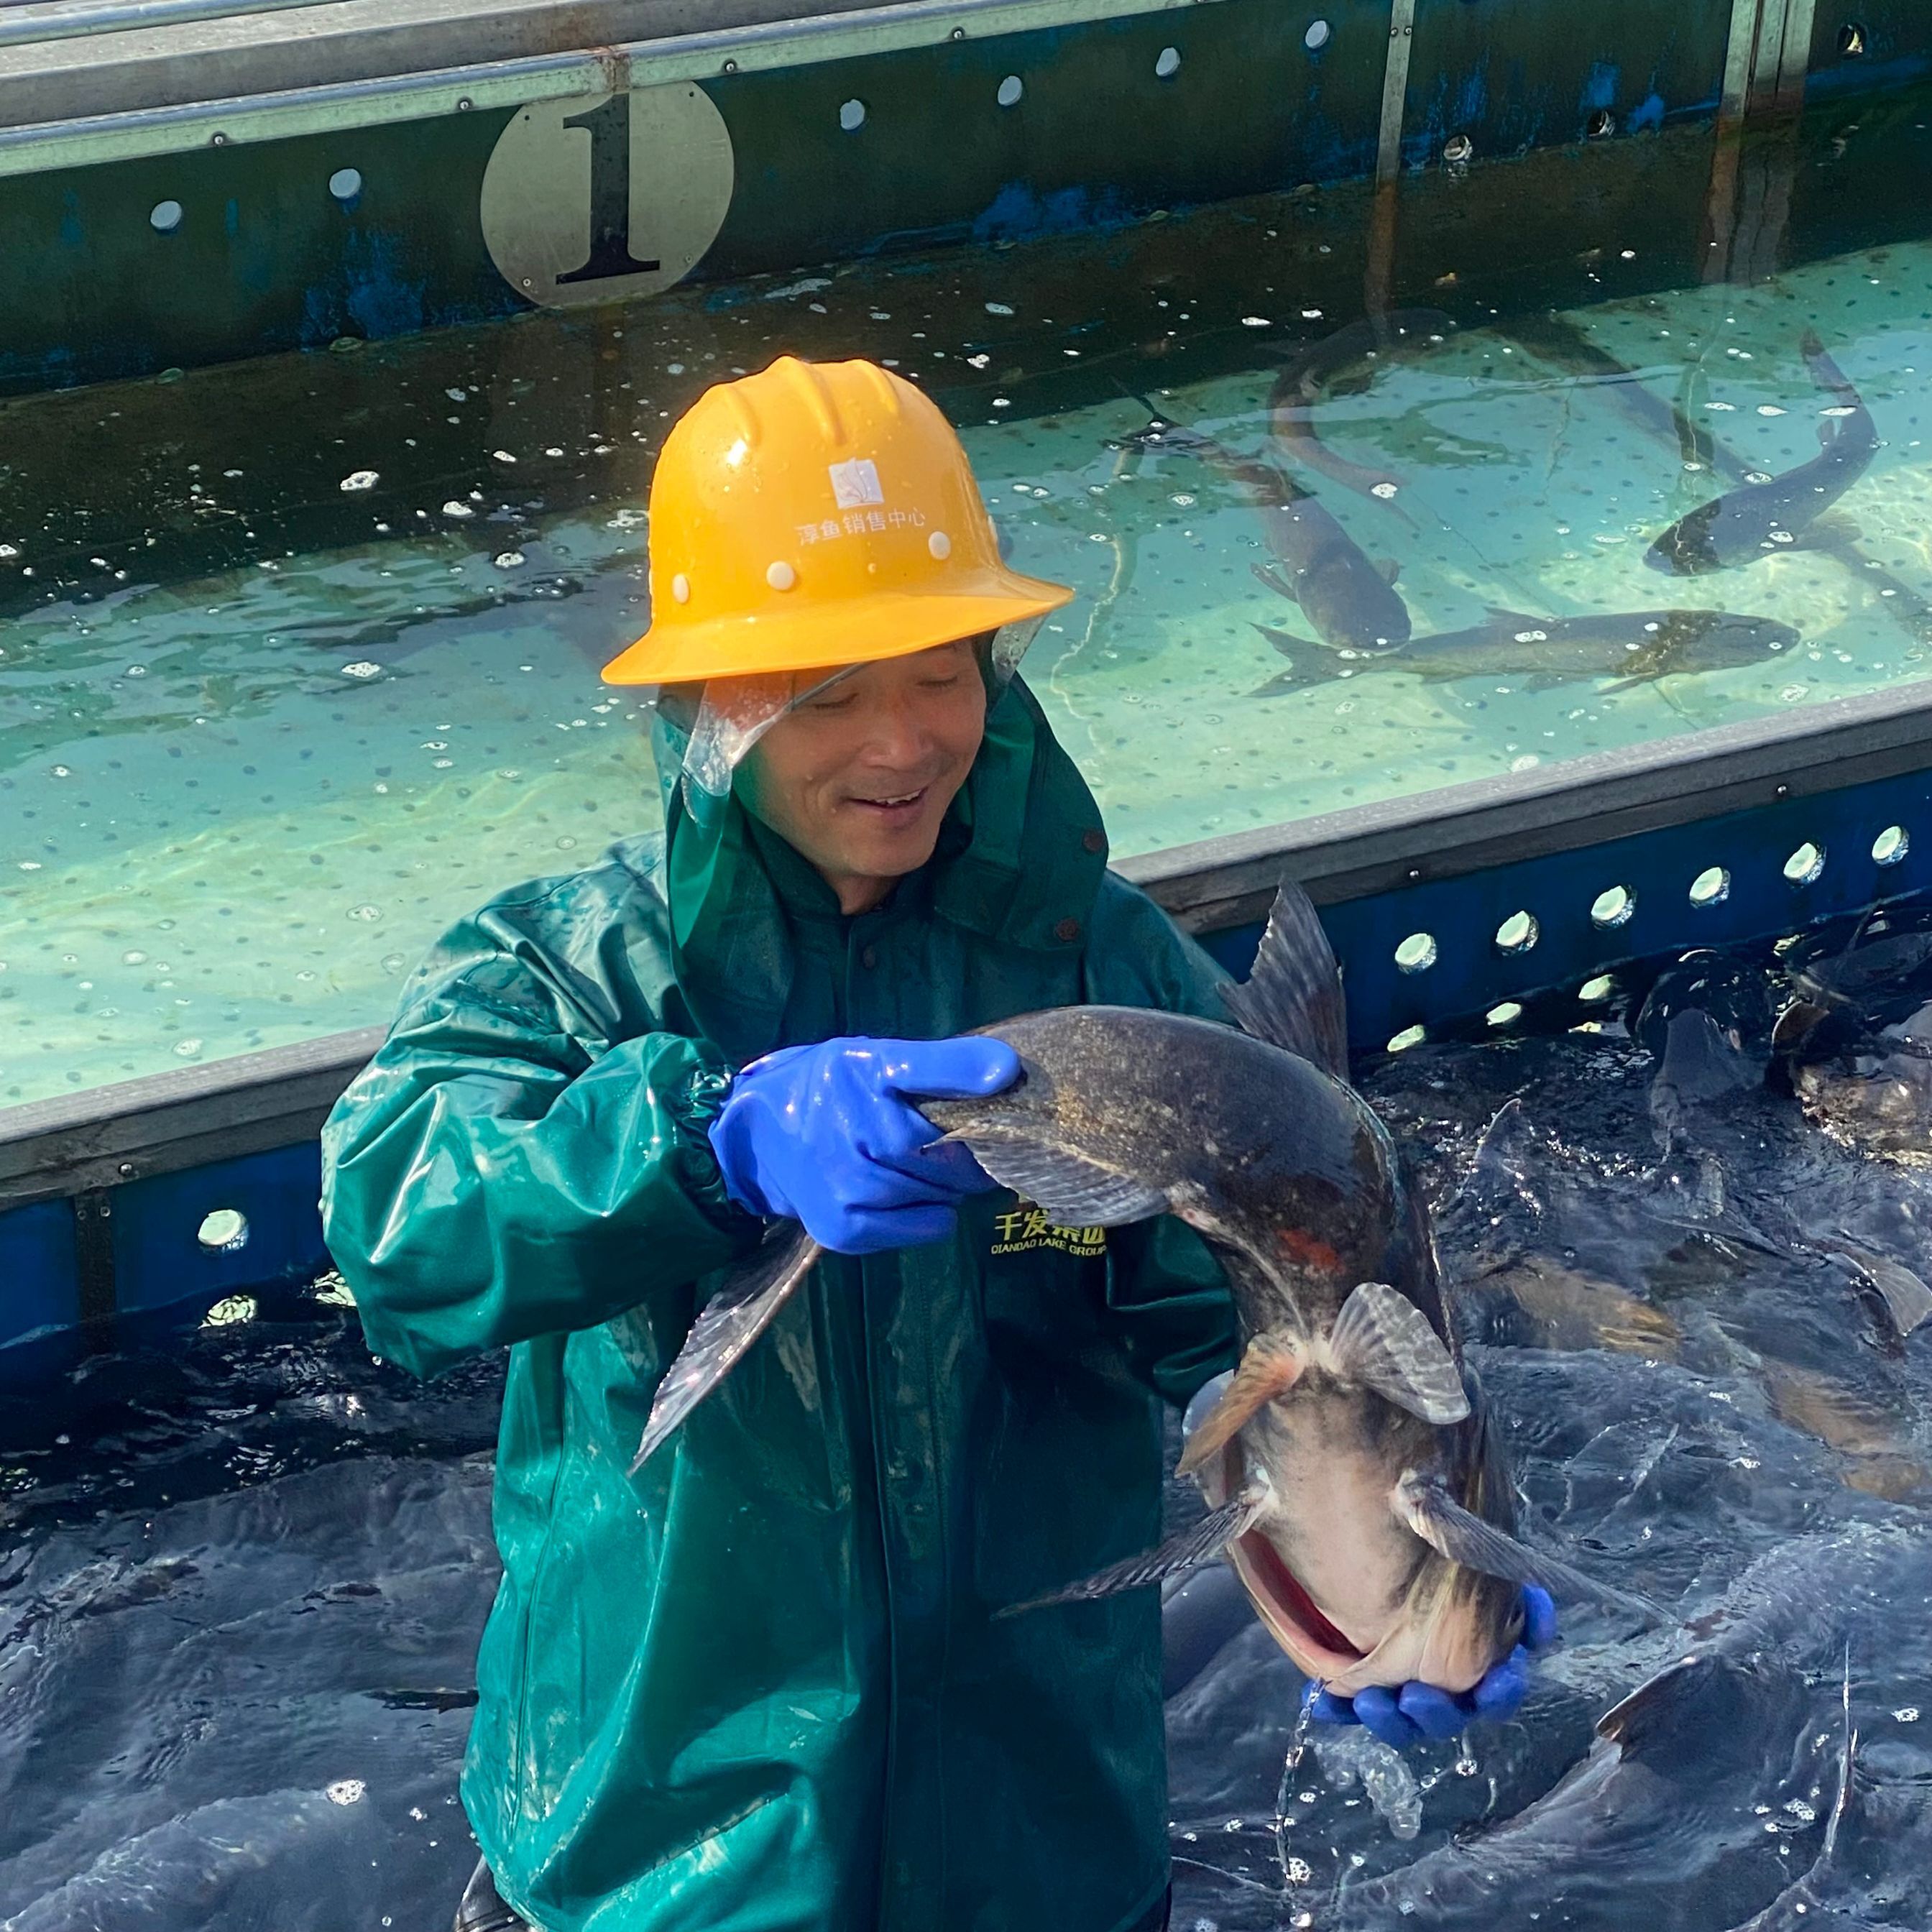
xmin=110 ymin=1140 xmax=328 ymax=1317
xmin=1205 ymin=767 xmax=1932 ymax=1054
xmin=0 ymin=1195 xmax=79 ymax=1352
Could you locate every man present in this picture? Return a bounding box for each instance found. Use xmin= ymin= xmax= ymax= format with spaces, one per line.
xmin=321 ymin=356 xmax=1541 ymax=1932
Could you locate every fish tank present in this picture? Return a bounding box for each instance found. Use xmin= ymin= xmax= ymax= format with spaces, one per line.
xmin=4 ymin=0 xmax=1932 ymax=1926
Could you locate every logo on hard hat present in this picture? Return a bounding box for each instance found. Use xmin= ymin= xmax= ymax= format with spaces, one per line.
xmin=828 ymin=459 xmax=886 ymax=510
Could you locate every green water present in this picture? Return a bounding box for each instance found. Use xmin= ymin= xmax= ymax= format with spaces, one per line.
xmin=6 ymin=102 xmax=1932 ymax=1105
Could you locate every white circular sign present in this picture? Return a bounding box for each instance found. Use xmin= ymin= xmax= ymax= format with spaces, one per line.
xmin=480 ymin=82 xmax=735 ymax=309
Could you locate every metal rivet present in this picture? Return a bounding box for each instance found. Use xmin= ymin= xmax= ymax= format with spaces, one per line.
xmin=722 ymin=58 xmax=738 ymax=73
xmin=1775 ymin=783 xmax=1790 ymax=798
xmin=118 ymin=1162 xmax=136 ymax=1177
xmin=949 ymin=24 xmax=965 ymax=37
xmin=766 ymin=560 xmax=796 ymax=591
xmin=927 ymin=530 xmax=952 ymax=559
xmin=1054 ymin=917 xmax=1082 ymax=943
xmin=671 ymin=572 xmax=691 ymax=603
xmin=211 ymin=131 xmax=229 ymax=146
xmin=457 ymin=96 xmax=474 ymax=110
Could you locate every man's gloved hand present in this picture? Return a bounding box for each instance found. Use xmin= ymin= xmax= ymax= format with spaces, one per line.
xmin=1304 ymin=1586 xmax=1559 ymax=1747
xmin=708 ymin=1036 xmax=1020 ymax=1254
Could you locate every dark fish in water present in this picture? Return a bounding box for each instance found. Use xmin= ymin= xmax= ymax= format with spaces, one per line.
xmin=1266 ymin=309 xmax=1454 ymax=505
xmin=1335 ymin=1524 xmax=1925 ymax=1932
xmin=1793 ymin=1044 xmax=1932 ymax=1168
xmin=1251 ymin=605 xmax=1798 ymax=696
xmin=1507 ymin=310 xmax=1932 ymax=645
xmin=1646 ymin=331 xmax=1877 ymax=575
xmin=1126 ymin=416 xmax=1412 ymax=653
xmin=1635 ymin=950 xmax=1778 ymax=1150
xmin=1774 ymin=904 xmax=1932 ymax=1058
xmin=634 ymin=883 xmax=1650 ymax=1693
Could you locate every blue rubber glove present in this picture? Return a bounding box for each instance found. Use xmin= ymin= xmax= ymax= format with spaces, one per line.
xmin=1305 ymin=1586 xmax=1558 ymax=1747
xmin=708 ymin=1035 xmax=1021 ymax=1254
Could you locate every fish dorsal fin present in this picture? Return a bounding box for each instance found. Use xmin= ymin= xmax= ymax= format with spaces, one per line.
xmin=1394 ymin=1471 xmax=1664 ymax=1624
xmin=1484 ymin=604 xmax=1550 ymax=630
xmin=937 ymin=1127 xmax=1167 ymax=1228
xmin=1328 ymin=1282 xmax=1470 ymax=1424
xmin=1219 ymin=879 xmax=1348 ymax=1077
xmin=632 ymin=1225 xmax=822 ymax=1471
xmin=1176 ymin=1335 xmax=1304 ymax=1476
xmin=995 ymin=1480 xmax=1271 ymax=1616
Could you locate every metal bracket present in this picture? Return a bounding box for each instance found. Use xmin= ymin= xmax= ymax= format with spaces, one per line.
xmin=71 ymin=1188 xmax=116 ymax=1348
xmin=1374 ymin=0 xmax=1415 ymax=185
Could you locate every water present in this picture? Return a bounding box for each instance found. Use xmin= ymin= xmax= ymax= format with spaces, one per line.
xmin=10 ymin=958 xmax=1932 ymax=1927
xmin=7 ymin=98 xmax=1932 ymax=1103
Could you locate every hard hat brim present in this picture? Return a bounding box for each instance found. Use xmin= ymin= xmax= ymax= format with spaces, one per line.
xmin=600 ymin=566 xmax=1075 ymax=687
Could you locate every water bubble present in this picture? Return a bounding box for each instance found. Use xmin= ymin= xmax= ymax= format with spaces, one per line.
xmin=1241 ymin=315 xmax=1271 ymax=328
xmin=0 ymin=544 xmax=17 ymax=558
xmin=1895 ymin=1706 xmax=1920 ymax=1722
xmin=985 ymin=301 xmax=1015 ymax=316
xmin=339 ymin=470 xmax=379 ymax=492
xmin=122 ymin=950 xmax=147 ymax=965
xmin=446 ymin=387 xmax=468 ymax=402
xmin=1170 ymin=493 xmax=1197 ymax=507
xmin=1757 ymin=405 xmax=1788 ymax=417
xmin=346 ymin=904 xmax=382 ymax=922
xmin=492 ymin=449 xmax=518 ymax=464
xmin=326 ymin=1780 xmax=367 ymax=1806
xmin=340 ymin=661 xmax=382 ymax=679
xmin=172 ymin=1038 xmax=203 ymax=1057
xmin=380 ymin=952 xmax=408 ymax=975
xmin=1371 ymin=482 xmax=1399 ymax=498
xmin=494 ymin=551 xmax=526 ymax=569
xmin=441 ymin=500 xmax=473 ymax=519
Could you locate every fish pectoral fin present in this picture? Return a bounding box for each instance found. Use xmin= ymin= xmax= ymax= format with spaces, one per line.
xmin=1393 ymin=1470 xmax=1665 ymax=1624
xmin=1252 ymin=562 xmax=1299 ymax=600
xmin=1252 ymin=620 xmax=1311 ymax=659
xmin=1821 ymin=1233 xmax=1932 ymax=1338
xmin=1176 ymin=1336 xmax=1304 ymax=1476
xmin=994 ymin=1481 xmax=1270 ymax=1616
xmin=1795 ymin=510 xmax=1864 ymax=548
xmin=1328 ymin=1282 xmax=1471 ymax=1424
xmin=1219 ymin=877 xmax=1348 ymax=1077
xmin=630 ymin=1225 xmax=822 ymax=1473
xmin=936 ymin=1129 xmax=1167 ymax=1228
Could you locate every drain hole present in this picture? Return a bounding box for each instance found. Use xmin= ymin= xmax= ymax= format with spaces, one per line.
xmin=1155 ymin=45 xmax=1181 ymax=78
xmin=1394 ymin=932 xmax=1438 ymax=973
xmin=1689 ymin=865 xmax=1731 ymax=908
xmin=1590 ymin=884 xmax=1636 ymax=927
xmin=198 ymin=1208 xmax=249 ymax=1251
xmin=1873 ymin=824 xmax=1910 ymax=865
xmin=1586 ymin=109 xmax=1615 ymax=138
xmin=150 ymin=199 xmax=184 ymax=234
xmin=839 ymin=98 xmax=866 ymax=132
xmin=1386 ymin=1024 xmax=1427 ymax=1054
xmin=1495 ymin=911 xmax=1538 ymax=954
xmin=1443 ymin=133 xmax=1473 ymax=163
xmin=1486 ymin=1000 xmax=1524 ymax=1029
xmin=328 ymin=167 xmax=362 ymax=203
xmin=1304 ymin=19 xmax=1330 ymax=50
xmin=1579 ymin=974 xmax=1616 ymax=1003
xmin=996 ymin=75 xmax=1024 ymax=107
xmin=1783 ymin=841 xmax=1826 ymax=886
xmin=1839 ymin=22 xmax=1866 ymax=56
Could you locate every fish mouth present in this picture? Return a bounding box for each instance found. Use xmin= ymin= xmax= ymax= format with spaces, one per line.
xmin=1212 ymin=1443 xmax=1367 ymax=1680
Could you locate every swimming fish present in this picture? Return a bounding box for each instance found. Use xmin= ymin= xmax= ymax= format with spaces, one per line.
xmin=1774 ymin=906 xmax=1932 ymax=1058
xmin=1793 ymin=1045 xmax=1932 ymax=1165
xmin=922 ymin=883 xmax=1652 ymax=1693
xmin=1125 ymin=417 xmax=1412 ymax=653
xmin=1250 ymin=606 xmax=1798 ymax=696
xmin=1266 ymin=309 xmax=1454 ymax=505
xmin=1646 ymin=331 xmax=1877 ymax=575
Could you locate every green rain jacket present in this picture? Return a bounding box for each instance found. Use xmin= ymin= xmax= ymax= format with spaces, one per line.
xmin=321 ymin=679 xmax=1238 ymax=1932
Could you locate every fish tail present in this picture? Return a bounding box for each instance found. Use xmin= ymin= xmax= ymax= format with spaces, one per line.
xmin=1799 ymin=329 xmax=1859 ymax=406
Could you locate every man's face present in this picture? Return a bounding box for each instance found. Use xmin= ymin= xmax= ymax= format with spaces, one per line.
xmin=738 ymin=637 xmax=988 ymax=912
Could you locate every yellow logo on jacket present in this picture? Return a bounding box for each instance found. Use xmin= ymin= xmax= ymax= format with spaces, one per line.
xmin=990 ymin=1200 xmax=1106 ymax=1258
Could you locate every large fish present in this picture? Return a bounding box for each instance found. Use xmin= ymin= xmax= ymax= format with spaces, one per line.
xmin=1251 ymin=605 xmax=1798 ymax=697
xmin=633 ymin=886 xmax=1646 ymax=1693
xmin=1646 ymin=331 xmax=1877 ymax=575
xmin=1126 ymin=418 xmax=1412 ymax=653
xmin=1266 ymin=310 xmax=1454 ymax=505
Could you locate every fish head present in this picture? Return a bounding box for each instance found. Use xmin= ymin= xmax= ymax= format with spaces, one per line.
xmin=1794 ymin=1051 xmax=1932 ymax=1156
xmin=1297 ymin=556 xmax=1412 ymax=653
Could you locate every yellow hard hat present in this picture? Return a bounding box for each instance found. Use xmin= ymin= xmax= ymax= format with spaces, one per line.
xmin=601 ymin=355 xmax=1074 ymax=686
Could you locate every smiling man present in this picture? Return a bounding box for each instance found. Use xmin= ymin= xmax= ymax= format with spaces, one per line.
xmin=319 ymin=356 xmax=1537 ymax=1932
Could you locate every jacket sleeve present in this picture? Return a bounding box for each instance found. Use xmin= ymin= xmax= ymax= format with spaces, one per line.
xmin=1083 ymin=873 xmax=1242 ymax=1406
xmin=321 ymin=881 xmax=763 ymax=1381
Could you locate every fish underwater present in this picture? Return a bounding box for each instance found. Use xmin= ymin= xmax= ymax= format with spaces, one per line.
xmin=1266 ymin=310 xmax=1455 ymax=506
xmin=1249 ymin=606 xmax=1799 ymax=698
xmin=1646 ymin=331 xmax=1878 ymax=576
xmin=1124 ymin=416 xmax=1413 ymax=654
xmin=635 ymin=882 xmax=1654 ymax=1696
